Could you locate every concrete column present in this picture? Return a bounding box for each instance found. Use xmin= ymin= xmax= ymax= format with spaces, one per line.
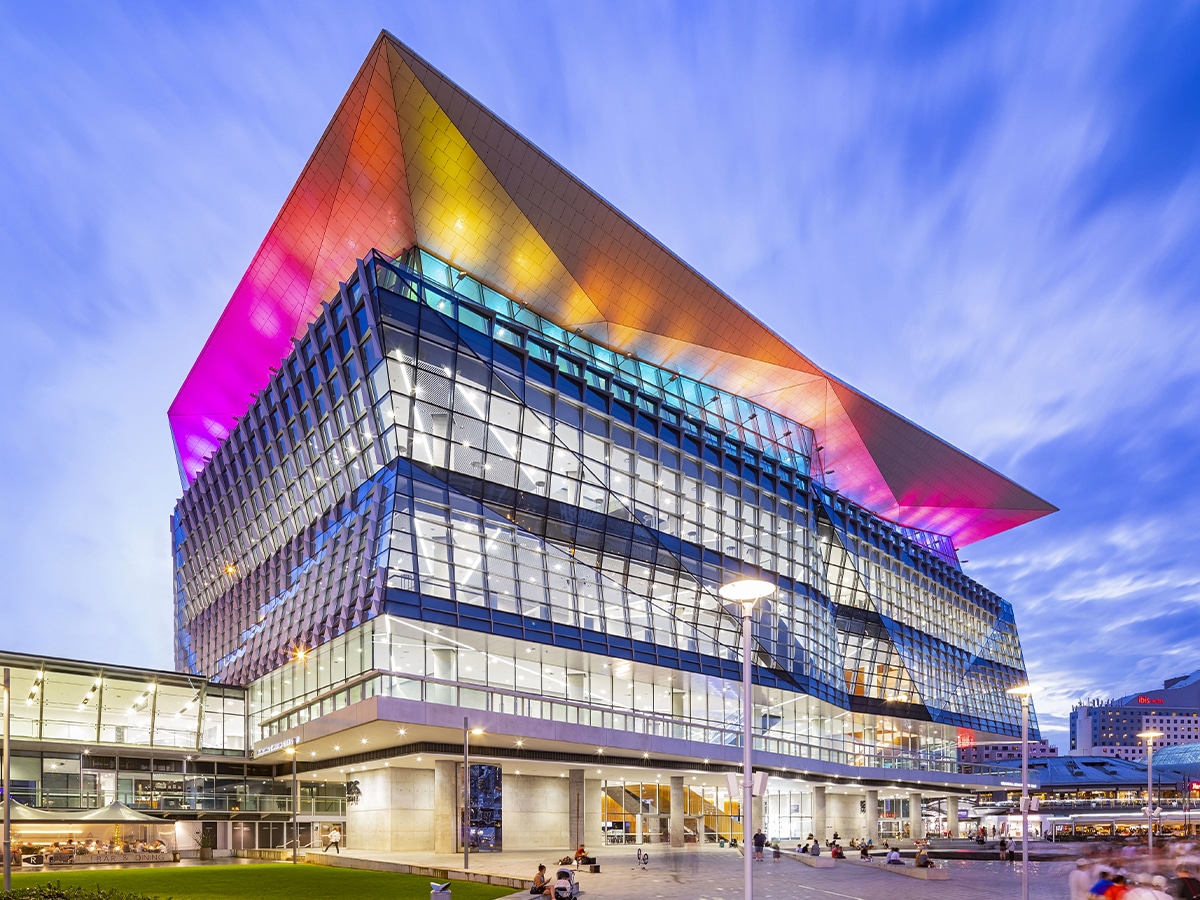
xmin=670 ymin=776 xmax=685 ymax=847
xmin=865 ymin=790 xmax=879 ymax=843
xmin=946 ymin=797 xmax=960 ymax=838
xmin=585 ymin=778 xmax=604 ymax=849
xmin=752 ymin=794 xmax=764 ymax=834
xmin=908 ymin=791 xmax=923 ymax=841
xmin=349 ymin=767 xmax=436 ymax=852
xmin=434 ymin=759 xmax=457 ymax=854
xmin=569 ymin=769 xmax=586 ymax=850
xmin=812 ymin=786 xmax=827 ymax=842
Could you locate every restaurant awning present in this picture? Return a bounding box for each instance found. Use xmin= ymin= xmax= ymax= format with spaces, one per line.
xmin=76 ymin=802 xmax=168 ymax=824
xmin=4 ymin=799 xmax=65 ymax=821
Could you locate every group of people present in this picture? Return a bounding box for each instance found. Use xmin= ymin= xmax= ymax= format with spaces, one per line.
xmin=43 ymin=838 xmax=167 ymax=856
xmin=795 ymin=839 xmax=849 ymax=859
xmin=879 ymin=845 xmax=934 ymax=867
xmin=1064 ymin=839 xmax=1200 ymax=899
xmin=751 ymin=830 xmax=782 ymax=861
xmin=1069 ymin=859 xmax=1200 ymax=899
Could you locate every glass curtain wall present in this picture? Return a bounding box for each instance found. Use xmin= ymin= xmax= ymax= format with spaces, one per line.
xmin=176 ymin=245 xmax=1032 ymax=751
xmin=251 ymin=616 xmax=967 ymax=772
xmin=0 ymin=656 xmax=245 ymax=755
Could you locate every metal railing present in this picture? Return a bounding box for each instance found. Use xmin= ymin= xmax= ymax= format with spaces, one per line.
xmin=22 ymin=790 xmax=345 ymax=816
xmin=258 ymin=671 xmax=985 ymax=775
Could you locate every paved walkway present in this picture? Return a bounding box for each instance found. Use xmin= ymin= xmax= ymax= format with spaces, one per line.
xmin=331 ymin=845 xmax=1076 ymax=899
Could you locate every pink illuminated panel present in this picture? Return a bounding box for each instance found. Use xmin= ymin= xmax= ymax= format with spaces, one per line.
xmin=168 ymin=47 xmax=416 ymax=482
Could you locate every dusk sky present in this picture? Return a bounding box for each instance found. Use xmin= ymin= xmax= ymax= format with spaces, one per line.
xmin=3 ymin=1 xmax=1199 ymax=745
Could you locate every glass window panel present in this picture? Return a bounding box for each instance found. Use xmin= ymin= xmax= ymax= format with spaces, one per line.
xmin=40 ymin=671 xmax=101 ymax=743
xmin=152 ymin=683 xmax=201 ymax=749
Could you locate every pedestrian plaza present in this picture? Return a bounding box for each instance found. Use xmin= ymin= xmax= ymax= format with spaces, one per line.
xmin=316 ymin=845 xmax=1076 ymax=900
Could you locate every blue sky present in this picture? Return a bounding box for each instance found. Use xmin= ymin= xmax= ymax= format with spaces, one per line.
xmin=2 ymin=1 xmax=1198 ymax=744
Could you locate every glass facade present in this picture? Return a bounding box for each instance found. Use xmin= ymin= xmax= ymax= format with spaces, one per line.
xmin=0 ymin=653 xmax=244 ymax=754
xmin=251 ymin=615 xmax=970 ymax=772
xmin=175 ymin=246 xmax=1036 ymax=773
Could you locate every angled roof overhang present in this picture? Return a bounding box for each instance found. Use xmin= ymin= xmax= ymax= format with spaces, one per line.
xmin=169 ymin=31 xmax=1056 ymax=547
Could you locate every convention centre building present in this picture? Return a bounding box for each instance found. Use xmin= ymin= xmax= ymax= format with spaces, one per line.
xmin=155 ymin=32 xmax=1059 ymax=854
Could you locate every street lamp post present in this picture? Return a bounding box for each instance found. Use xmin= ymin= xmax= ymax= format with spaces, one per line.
xmin=1006 ymin=685 xmax=1034 ymax=900
xmin=285 ymin=746 xmax=298 ymax=864
xmin=1137 ymin=730 xmax=1163 ymax=859
xmin=463 ymin=717 xmax=470 ymax=871
xmin=719 ymin=579 xmax=774 ymax=900
xmin=4 ymin=667 xmax=11 ymax=894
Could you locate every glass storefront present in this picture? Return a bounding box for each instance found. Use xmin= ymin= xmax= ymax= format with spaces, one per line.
xmin=764 ymin=790 xmax=813 ymax=842
xmin=600 ymin=779 xmax=742 ymax=845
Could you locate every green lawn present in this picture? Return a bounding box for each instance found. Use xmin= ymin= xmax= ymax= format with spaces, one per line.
xmin=7 ymin=864 xmax=517 ymax=900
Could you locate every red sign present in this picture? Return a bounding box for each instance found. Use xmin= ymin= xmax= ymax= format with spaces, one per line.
xmin=1137 ymin=696 xmax=1165 ymax=705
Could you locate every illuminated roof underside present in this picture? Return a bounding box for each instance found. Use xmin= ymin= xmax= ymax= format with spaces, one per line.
xmin=169 ymin=32 xmax=1055 ymax=547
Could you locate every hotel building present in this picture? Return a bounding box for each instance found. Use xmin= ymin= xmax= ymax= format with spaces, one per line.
xmin=1071 ymin=670 xmax=1200 ymax=761
xmin=958 ymin=738 xmax=1057 ymax=766
xmin=163 ymin=32 xmax=1056 ymax=852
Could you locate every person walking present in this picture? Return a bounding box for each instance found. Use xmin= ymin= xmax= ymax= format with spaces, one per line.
xmin=1172 ymin=862 xmax=1200 ymax=899
xmin=325 ymin=827 xmax=341 ymax=853
xmin=753 ymin=829 xmax=766 ymax=861
xmin=1068 ymin=859 xmax=1094 ymax=900
xmin=1089 ymin=869 xmax=1115 ymax=898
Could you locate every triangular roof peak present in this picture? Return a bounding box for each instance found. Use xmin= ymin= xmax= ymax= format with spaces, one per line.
xmin=170 ymin=31 xmax=1055 ymax=546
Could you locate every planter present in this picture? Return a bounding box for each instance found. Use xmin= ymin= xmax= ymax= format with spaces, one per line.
xmin=199 ymin=848 xmax=214 ymax=860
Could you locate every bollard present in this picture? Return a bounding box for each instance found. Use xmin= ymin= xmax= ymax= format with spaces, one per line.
xmin=430 ymin=880 xmax=452 ymax=900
